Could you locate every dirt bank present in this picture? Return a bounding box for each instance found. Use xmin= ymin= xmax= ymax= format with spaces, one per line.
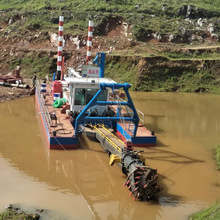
xmin=105 ymin=55 xmax=220 ymax=93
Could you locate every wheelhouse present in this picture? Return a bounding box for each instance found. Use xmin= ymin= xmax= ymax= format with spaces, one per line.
xmin=65 ymin=76 xmax=116 ymax=116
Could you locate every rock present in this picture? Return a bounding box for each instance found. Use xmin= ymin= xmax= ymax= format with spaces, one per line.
xmin=161 ymin=4 xmax=167 ymax=11
xmin=30 ymin=214 xmax=40 ymax=220
xmin=135 ymin=5 xmax=140 ymax=9
xmin=179 ymin=27 xmax=186 ymax=35
xmin=50 ymin=33 xmax=58 ymax=45
xmin=34 ymin=32 xmax=41 ymax=38
xmin=207 ymin=23 xmax=219 ymax=40
xmin=152 ymin=32 xmax=162 ymax=41
xmin=207 ymin=23 xmax=215 ymax=34
xmin=8 ymin=18 xmax=14 ymax=24
xmin=5 ymin=204 xmax=13 ymax=209
xmin=211 ymin=33 xmax=219 ymax=40
xmin=199 ymin=36 xmax=204 ymax=42
xmin=190 ymin=34 xmax=197 ymax=41
xmin=70 ymin=36 xmax=80 ymax=50
xmin=169 ymin=34 xmax=174 ymax=42
xmin=185 ymin=18 xmax=194 ymax=24
xmin=178 ymin=5 xmax=197 ymax=19
xmin=197 ymin=18 xmax=204 ymax=27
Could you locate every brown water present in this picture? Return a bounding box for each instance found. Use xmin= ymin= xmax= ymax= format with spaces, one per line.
xmin=0 ymin=93 xmax=220 ymax=220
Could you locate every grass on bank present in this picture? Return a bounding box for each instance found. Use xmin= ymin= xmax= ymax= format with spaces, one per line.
xmin=7 ymin=52 xmax=56 ymax=79
xmin=190 ymin=146 xmax=220 ymax=220
xmin=1 ymin=0 xmax=220 ymax=40
xmin=215 ymin=144 xmax=220 ymax=170
xmin=189 ymin=202 xmax=220 ymax=220
xmin=0 ymin=209 xmax=27 ymax=220
xmin=104 ymin=56 xmax=139 ymax=89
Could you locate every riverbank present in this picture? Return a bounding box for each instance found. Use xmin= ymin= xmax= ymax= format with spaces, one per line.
xmin=0 ymin=78 xmax=33 ymax=102
xmin=104 ymin=54 xmax=220 ymax=93
xmin=215 ymin=144 xmax=220 ymax=170
xmin=0 ymin=205 xmax=40 ymax=220
xmin=189 ymin=202 xmax=220 ymax=220
xmin=189 ymin=145 xmax=220 ymax=220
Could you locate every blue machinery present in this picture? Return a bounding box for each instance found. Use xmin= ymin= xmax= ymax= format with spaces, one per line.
xmin=74 ymin=82 xmax=160 ymax=201
xmin=74 ymin=83 xmax=140 ymax=136
xmin=73 ymin=53 xmax=160 ymax=201
xmin=93 ymin=52 xmax=106 ymax=78
xmin=73 ymin=82 xmax=160 ymax=200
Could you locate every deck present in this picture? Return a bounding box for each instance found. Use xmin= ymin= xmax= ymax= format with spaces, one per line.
xmin=36 ymin=81 xmax=78 ymax=150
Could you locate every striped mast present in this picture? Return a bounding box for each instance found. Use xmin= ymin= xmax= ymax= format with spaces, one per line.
xmin=57 ymin=16 xmax=64 ymax=80
xmin=86 ymin=20 xmax=93 ymax=64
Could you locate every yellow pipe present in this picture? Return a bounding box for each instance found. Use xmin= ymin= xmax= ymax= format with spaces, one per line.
xmin=91 ymin=125 xmax=122 ymax=153
xmin=101 ymin=125 xmax=125 ymax=145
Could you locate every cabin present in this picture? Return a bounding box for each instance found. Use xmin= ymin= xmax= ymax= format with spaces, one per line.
xmin=65 ymin=68 xmax=116 ymax=116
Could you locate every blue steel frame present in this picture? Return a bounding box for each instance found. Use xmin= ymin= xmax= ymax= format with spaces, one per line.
xmin=74 ymin=83 xmax=140 ymax=137
xmin=93 ymin=52 xmax=106 ymax=78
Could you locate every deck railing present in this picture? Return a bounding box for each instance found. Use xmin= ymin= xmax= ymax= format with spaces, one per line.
xmin=36 ymin=80 xmax=51 ymax=128
xmin=109 ymin=94 xmax=145 ymax=125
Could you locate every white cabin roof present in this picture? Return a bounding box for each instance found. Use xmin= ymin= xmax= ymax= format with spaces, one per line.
xmin=65 ymin=77 xmax=116 ymax=85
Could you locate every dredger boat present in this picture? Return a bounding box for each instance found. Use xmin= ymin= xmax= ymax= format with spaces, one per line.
xmin=35 ymin=17 xmax=160 ymax=200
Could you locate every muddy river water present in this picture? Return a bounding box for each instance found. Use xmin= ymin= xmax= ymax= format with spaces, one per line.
xmin=0 ymin=92 xmax=220 ymax=220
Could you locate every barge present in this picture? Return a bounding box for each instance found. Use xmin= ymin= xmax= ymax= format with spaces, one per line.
xmin=35 ymin=17 xmax=160 ymax=200
xmin=35 ymin=62 xmax=156 ymax=150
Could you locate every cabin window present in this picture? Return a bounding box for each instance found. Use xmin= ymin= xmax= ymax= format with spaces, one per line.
xmin=86 ymin=88 xmax=98 ymax=104
xmin=97 ymin=89 xmax=108 ymax=102
xmin=74 ymin=88 xmax=108 ymax=105
xmin=74 ymin=88 xmax=86 ymax=105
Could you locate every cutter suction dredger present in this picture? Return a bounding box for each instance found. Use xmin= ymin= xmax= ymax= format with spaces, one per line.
xmin=77 ymin=83 xmax=161 ymax=201
xmin=85 ymin=124 xmax=160 ymax=201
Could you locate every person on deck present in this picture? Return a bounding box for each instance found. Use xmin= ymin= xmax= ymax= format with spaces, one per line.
xmin=32 ymin=74 xmax=37 ymax=87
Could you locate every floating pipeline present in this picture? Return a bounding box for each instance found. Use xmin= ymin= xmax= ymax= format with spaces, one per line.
xmin=84 ymin=124 xmax=161 ymax=201
xmin=0 ymin=82 xmax=29 ymax=89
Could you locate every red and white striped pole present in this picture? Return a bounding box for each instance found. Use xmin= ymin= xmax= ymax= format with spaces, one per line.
xmin=86 ymin=20 xmax=93 ymax=64
xmin=57 ymin=16 xmax=64 ymax=80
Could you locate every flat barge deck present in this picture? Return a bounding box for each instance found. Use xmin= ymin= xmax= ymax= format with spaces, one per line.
xmin=36 ymin=79 xmax=156 ymax=150
xmin=35 ymin=81 xmax=78 ymax=150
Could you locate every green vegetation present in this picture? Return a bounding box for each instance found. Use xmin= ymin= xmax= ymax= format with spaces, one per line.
xmin=162 ymin=51 xmax=220 ymax=61
xmin=1 ymin=0 xmax=220 ymax=39
xmin=215 ymin=144 xmax=220 ymax=170
xmin=0 ymin=0 xmax=220 ymax=91
xmin=0 ymin=209 xmax=27 ymax=220
xmin=189 ymin=202 xmax=220 ymax=220
xmin=105 ymin=56 xmax=220 ymax=93
xmin=105 ymin=56 xmax=138 ymax=89
xmin=7 ymin=52 xmax=55 ymax=78
xmin=138 ymin=69 xmax=219 ymax=93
